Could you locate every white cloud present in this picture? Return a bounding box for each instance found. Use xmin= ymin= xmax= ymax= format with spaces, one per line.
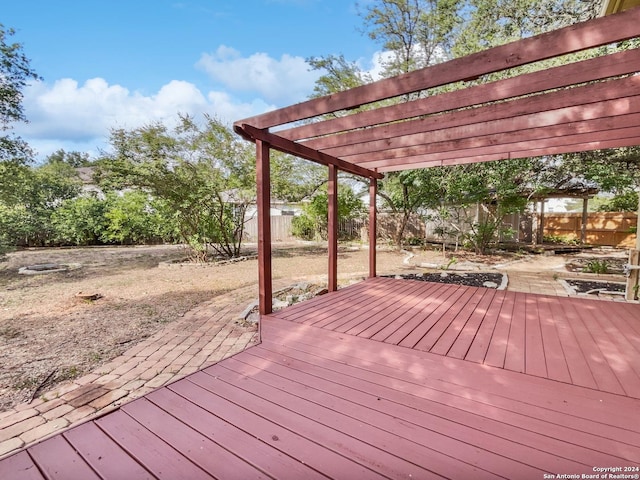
xmin=13 ymin=47 xmax=390 ymax=161
xmin=363 ymin=51 xmax=394 ymax=81
xmin=16 ymin=77 xmax=275 ymax=160
xmin=196 ymin=45 xmax=320 ymax=104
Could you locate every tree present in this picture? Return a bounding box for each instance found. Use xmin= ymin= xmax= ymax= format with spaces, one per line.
xmin=98 ymin=115 xmax=256 ymax=260
xmin=45 ymin=149 xmax=93 ymax=168
xmin=0 ymin=24 xmax=40 ymax=164
xmin=0 ymin=160 xmax=82 ymax=246
xmin=306 ymin=0 xmax=604 ymax=249
xmin=358 ymin=0 xmax=463 ymax=75
xmin=291 ymin=183 xmax=366 ymax=241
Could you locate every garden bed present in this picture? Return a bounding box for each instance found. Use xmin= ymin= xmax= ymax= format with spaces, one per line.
xmin=561 ymin=278 xmax=626 ymax=296
xmin=384 ymin=272 xmax=507 ymax=289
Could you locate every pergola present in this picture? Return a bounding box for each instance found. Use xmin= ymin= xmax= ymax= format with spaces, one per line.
xmin=235 ymin=7 xmax=640 ymax=314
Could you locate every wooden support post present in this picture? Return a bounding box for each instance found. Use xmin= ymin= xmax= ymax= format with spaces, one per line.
xmin=369 ymin=177 xmax=377 ymax=278
xmin=328 ymin=164 xmax=338 ymax=292
xmin=626 ymin=195 xmax=640 ymax=301
xmin=256 ymin=139 xmax=272 ymax=315
xmin=581 ymin=197 xmax=588 ymax=244
xmin=626 ymin=249 xmax=639 ymax=301
xmin=538 ymin=200 xmax=546 ymax=244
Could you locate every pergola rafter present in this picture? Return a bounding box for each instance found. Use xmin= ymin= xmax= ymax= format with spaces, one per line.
xmin=233 ymin=7 xmax=640 ymax=314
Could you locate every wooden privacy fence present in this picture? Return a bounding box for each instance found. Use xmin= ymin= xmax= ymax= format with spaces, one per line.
xmin=243 ymin=213 xmax=426 ymax=243
xmin=244 ymin=216 xmax=296 ymax=242
xmin=544 ymin=212 xmax=637 ymax=247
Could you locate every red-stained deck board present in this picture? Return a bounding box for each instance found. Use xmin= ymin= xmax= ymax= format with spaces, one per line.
xmin=63 ymin=422 xmax=154 ymax=480
xmin=425 ymin=287 xmax=488 ymax=355
xmin=464 ymin=289 xmax=507 ymax=363
xmin=121 ymin=398 xmax=270 ymax=480
xmin=170 ymin=375 xmax=386 ymax=480
xmin=271 ymin=279 xmax=640 ymax=398
xmin=349 ymin=280 xmax=445 ymax=338
xmin=97 ymin=410 xmax=214 ymax=480
xmin=210 ymin=356 xmax=537 ymax=479
xmin=608 ymin=304 xmax=640 ymax=352
xmin=201 ymin=362 xmax=461 ymax=480
xmin=245 ymin=342 xmax=630 ymax=469
xmin=0 ymin=452 xmax=45 ymax=480
xmin=28 ymin=435 xmax=101 ymax=480
xmin=261 ymin=317 xmax=640 ymax=460
xmin=536 ymin=295 xmax=572 ymax=383
xmin=411 ymin=286 xmax=483 ymax=351
xmin=503 ymin=291 xmax=527 ymax=373
xmin=322 ymin=277 xmax=425 ymax=332
xmin=377 ymin=283 xmax=460 ymax=345
xmin=283 ymin=278 xmax=388 ymax=326
xmin=446 ymin=287 xmax=498 ymax=359
xmin=569 ymin=297 xmax=640 ymax=398
xmin=560 ymin=297 xmax=626 ymax=395
xmin=544 ymin=295 xmax=598 ymax=389
xmin=368 ymin=282 xmax=452 ymax=342
xmin=146 ymin=388 xmax=329 ymax=480
xmin=482 ymin=290 xmax=515 ymax=368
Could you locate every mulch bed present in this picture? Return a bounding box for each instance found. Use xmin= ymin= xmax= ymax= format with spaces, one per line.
xmin=564 ymin=278 xmax=626 ymax=295
xmin=384 ymin=272 xmax=505 ymax=289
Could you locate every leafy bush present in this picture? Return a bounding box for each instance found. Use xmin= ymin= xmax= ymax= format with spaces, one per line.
xmin=597 ymin=191 xmax=639 ymax=212
xmin=51 ymin=195 xmax=107 ymax=245
xmin=102 ymin=191 xmax=177 ymax=245
xmin=291 ymin=184 xmax=365 ymax=241
xmin=585 ymin=259 xmax=609 ymax=274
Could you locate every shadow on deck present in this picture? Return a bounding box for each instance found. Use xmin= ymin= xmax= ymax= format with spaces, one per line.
xmin=2 ymin=278 xmax=639 ymax=479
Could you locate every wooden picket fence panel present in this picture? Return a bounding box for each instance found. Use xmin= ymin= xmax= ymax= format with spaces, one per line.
xmin=544 ymin=212 xmax=637 ymax=247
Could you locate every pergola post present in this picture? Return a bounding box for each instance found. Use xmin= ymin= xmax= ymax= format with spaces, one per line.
xmin=538 ymin=200 xmax=546 ymax=244
xmin=581 ymin=196 xmax=589 ymax=244
xmin=256 ymin=139 xmax=272 ymax=315
xmin=626 ymin=193 xmax=640 ymax=301
xmin=369 ymin=177 xmax=377 ymax=278
xmin=328 ymin=165 xmax=338 ymax=292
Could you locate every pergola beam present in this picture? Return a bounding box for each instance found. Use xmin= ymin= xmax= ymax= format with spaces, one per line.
xmin=235 ymin=8 xmax=640 ymax=130
xmin=237 ymin=124 xmax=383 ymax=180
xmin=280 ymin=48 xmax=640 ymax=142
xmin=383 ymin=135 xmax=640 ymax=172
xmin=351 ymin=115 xmax=640 ymax=170
xmin=307 ymin=76 xmax=640 ymax=156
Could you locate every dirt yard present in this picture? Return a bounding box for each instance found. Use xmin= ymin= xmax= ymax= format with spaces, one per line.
xmin=0 ymin=243 xmax=411 ymax=411
xmin=0 ymin=242 xmax=629 ymax=411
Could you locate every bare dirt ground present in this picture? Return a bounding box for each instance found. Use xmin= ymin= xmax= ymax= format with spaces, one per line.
xmin=0 ymin=243 xmax=407 ymax=411
xmin=0 ymin=242 xmax=629 ymax=411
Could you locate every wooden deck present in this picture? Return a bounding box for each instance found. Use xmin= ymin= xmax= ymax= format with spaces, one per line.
xmin=2 ymin=279 xmax=639 ymax=479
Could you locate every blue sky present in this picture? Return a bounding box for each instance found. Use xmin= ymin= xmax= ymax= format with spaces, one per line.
xmin=3 ymin=0 xmax=382 ymax=160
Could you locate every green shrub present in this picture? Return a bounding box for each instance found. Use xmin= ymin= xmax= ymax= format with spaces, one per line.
xmin=585 ymin=259 xmax=609 ymax=274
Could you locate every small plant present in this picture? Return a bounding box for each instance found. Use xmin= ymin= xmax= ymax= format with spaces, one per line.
xmin=584 ymin=259 xmax=609 ymax=274
xmin=441 ymin=257 xmax=458 ymax=270
xmin=56 ymin=365 xmax=80 ymax=382
xmin=543 ymin=234 xmax=579 ymax=246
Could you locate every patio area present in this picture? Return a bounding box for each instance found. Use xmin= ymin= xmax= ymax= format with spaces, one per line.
xmin=2 ymin=5 xmax=640 ymax=478
xmin=2 ymin=278 xmax=639 ymax=479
